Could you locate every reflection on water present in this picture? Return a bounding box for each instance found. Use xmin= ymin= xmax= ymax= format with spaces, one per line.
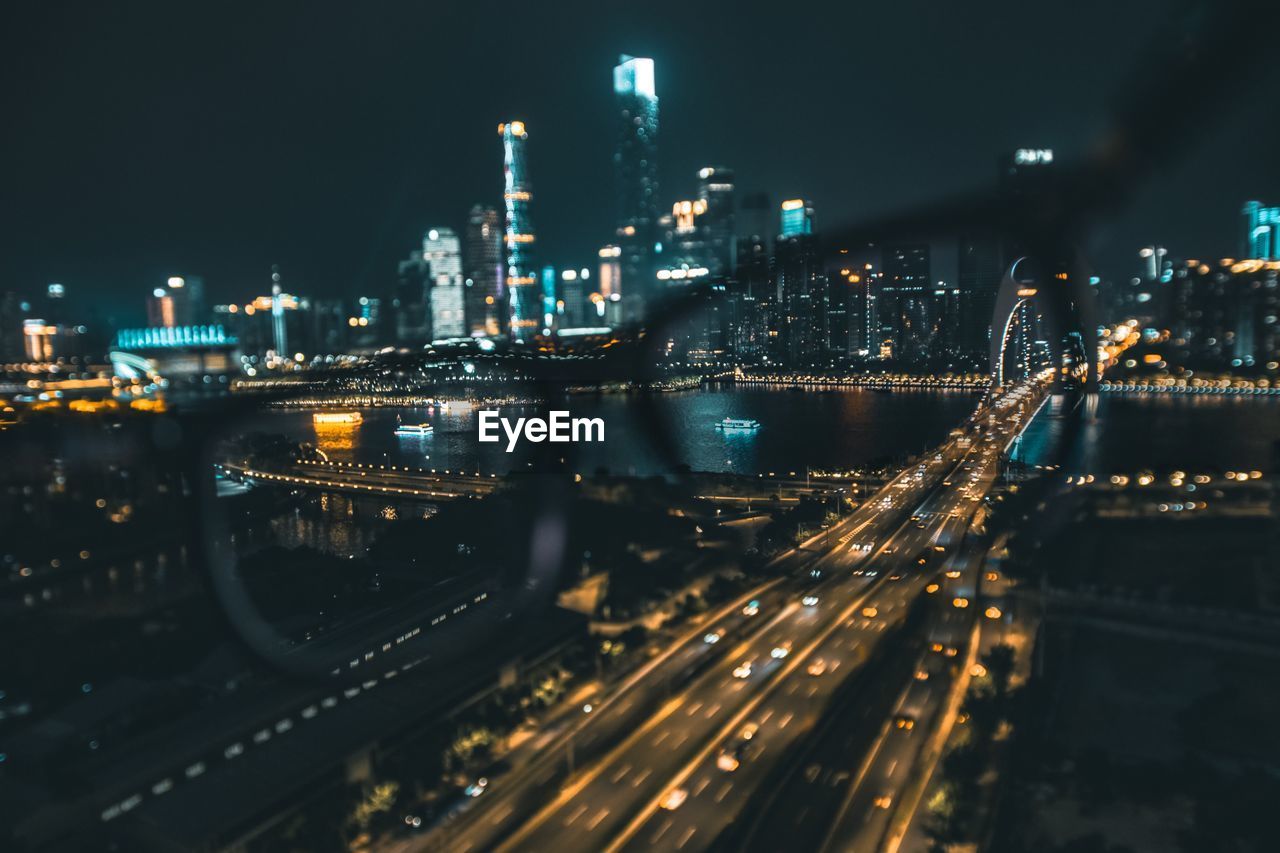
xmin=265 ymin=387 xmax=979 ymax=476
xmin=313 ymin=421 xmax=360 ymax=456
xmin=1017 ymin=392 xmax=1280 ymax=473
xmin=261 ymin=492 xmax=436 ymax=558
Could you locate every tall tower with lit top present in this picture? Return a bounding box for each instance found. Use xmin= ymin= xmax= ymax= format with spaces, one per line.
xmin=613 ymin=55 xmax=659 ymax=321
xmin=500 ymin=121 xmax=538 ymax=341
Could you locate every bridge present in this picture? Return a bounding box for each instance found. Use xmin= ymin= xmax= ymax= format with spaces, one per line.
xmin=989 ymin=256 xmax=1097 ymax=392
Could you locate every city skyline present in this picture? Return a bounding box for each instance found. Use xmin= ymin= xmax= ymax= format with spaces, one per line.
xmin=5 ymin=1 xmax=1279 ymax=323
xmin=3 ymin=6 xmax=1279 ymax=852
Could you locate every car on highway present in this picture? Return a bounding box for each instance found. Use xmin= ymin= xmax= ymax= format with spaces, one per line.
xmin=716 ymin=748 xmax=742 ymax=772
xmin=894 ymin=714 xmax=916 ymax=731
xmin=733 ymin=660 xmax=754 ymax=679
xmin=915 ymin=522 xmax=927 ymax=530
xmin=861 ymin=605 xmax=879 ymax=618
xmin=742 ymin=599 xmax=760 ymax=616
xmin=740 ymin=722 xmax=760 ymax=740
xmin=807 ymin=658 xmax=828 ymax=676
xmin=771 ymin=642 xmax=792 ymax=659
xmin=703 ymin=628 xmax=724 ymax=644
xmin=464 ymin=777 xmax=489 ymax=797
xmin=802 ymin=594 xmax=820 ymax=606
xmin=874 ymin=793 xmax=894 ymax=809
xmin=914 ymin=668 xmax=930 ymax=681
xmin=660 ymin=788 xmax=689 ymax=810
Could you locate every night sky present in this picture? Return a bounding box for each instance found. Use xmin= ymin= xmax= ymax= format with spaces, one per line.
xmin=3 ymin=0 xmax=1278 ymax=324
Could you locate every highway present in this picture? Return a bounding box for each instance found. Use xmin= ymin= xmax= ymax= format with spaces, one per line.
xmin=617 ymin=428 xmax=1010 ymax=853
xmin=742 ymin=388 xmax=1031 ymax=853
xmin=394 ymin=379 xmax=1044 ymax=853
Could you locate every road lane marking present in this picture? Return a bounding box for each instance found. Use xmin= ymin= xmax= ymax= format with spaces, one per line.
xmin=611 ymin=764 xmax=631 ymax=784
xmin=564 ymin=804 xmax=588 ymax=827
xmin=586 ymin=808 xmax=610 ymax=831
xmin=676 ymin=826 xmax=697 ymax=849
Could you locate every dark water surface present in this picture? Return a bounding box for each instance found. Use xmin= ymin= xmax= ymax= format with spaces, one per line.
xmin=262 ymin=386 xmax=982 ymax=476
xmin=1017 ymin=392 xmax=1280 ymax=473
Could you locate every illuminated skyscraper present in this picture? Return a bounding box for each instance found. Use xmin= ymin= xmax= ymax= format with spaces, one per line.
xmin=879 ymin=244 xmax=932 ymax=363
xmin=774 ymin=231 xmax=824 ymax=364
xmin=779 ymin=198 xmax=814 ymax=237
xmin=1242 ymin=200 xmax=1280 ymax=259
xmin=697 ymin=166 xmax=736 ymax=277
xmin=500 ymin=121 xmax=539 ymax=341
xmin=540 ymin=265 xmax=557 ymax=331
xmin=394 ymin=252 xmax=430 ymax=344
xmin=424 ymin=227 xmax=466 ymax=338
xmin=596 ymin=244 xmax=623 ymax=326
xmin=269 ymin=266 xmax=287 ymax=357
xmin=464 ymin=204 xmax=503 ymax=336
xmin=613 ymin=55 xmax=659 ymax=320
xmin=146 ymin=275 xmax=206 ymax=328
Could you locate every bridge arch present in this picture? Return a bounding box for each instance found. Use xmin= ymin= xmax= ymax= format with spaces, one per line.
xmin=988 ymin=256 xmax=1096 ymax=391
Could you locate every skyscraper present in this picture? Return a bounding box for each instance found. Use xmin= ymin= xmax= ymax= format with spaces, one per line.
xmin=464 ymin=204 xmax=503 ymax=337
xmin=146 ymin=276 xmax=206 ymax=328
xmin=540 ymin=265 xmax=557 ymax=332
xmin=780 ymin=198 xmax=814 ymax=237
xmin=774 ymin=226 xmax=825 ymax=365
xmin=731 ymin=233 xmax=771 ymax=360
xmin=269 ymin=266 xmax=288 ymax=357
xmin=879 ymin=244 xmax=932 ymax=363
xmin=500 ymin=121 xmax=539 ymax=341
xmin=597 ymin=245 xmax=624 ymax=326
xmin=1242 ymin=200 xmax=1280 ymax=259
xmin=697 ymin=166 xmax=736 ymax=278
xmin=613 ymin=55 xmax=659 ymax=321
xmin=424 ymin=227 xmax=466 ymax=339
xmin=394 ymin=253 xmax=429 ymax=344
xmin=658 ymin=199 xmax=710 ymax=283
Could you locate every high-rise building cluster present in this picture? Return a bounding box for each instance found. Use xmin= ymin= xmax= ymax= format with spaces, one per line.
xmin=5 ymin=69 xmax=1276 ymax=385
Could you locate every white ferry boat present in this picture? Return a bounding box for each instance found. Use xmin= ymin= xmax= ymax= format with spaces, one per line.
xmin=715 ymin=417 xmax=761 ymax=430
xmin=394 ymin=422 xmax=434 ymax=437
